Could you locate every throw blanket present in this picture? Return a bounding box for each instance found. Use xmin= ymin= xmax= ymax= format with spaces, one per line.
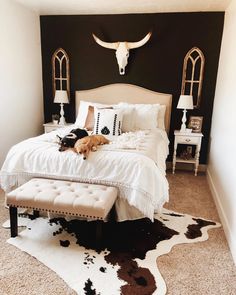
xmin=104 ymin=130 xmax=168 ymax=173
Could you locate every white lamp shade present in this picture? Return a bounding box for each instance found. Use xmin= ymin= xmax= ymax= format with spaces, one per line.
xmin=177 ymin=95 xmax=193 ymax=110
xmin=54 ymin=90 xmax=69 ymax=104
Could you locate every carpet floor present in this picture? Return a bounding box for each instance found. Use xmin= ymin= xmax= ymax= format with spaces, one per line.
xmin=0 ymin=171 xmax=235 ymax=295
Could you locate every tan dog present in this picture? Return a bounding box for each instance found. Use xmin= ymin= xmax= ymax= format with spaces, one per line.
xmin=74 ymin=135 xmax=109 ymax=160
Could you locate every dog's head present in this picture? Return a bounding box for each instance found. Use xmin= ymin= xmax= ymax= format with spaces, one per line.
xmin=57 ymin=128 xmax=89 ymax=152
xmin=57 ymin=133 xmax=77 ymax=152
xmin=77 ymin=143 xmax=90 ymax=160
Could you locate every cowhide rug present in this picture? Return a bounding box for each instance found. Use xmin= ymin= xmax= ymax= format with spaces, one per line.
xmin=4 ymin=209 xmax=220 ymax=295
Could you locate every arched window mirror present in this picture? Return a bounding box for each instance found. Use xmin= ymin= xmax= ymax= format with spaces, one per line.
xmin=181 ymin=47 xmax=205 ymax=109
xmin=52 ymin=48 xmax=70 ymax=98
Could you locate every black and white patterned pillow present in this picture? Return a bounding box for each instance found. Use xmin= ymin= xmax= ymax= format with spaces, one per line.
xmin=94 ymin=108 xmax=123 ymax=136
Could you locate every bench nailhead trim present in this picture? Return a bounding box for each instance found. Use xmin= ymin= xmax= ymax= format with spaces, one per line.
xmin=7 ymin=204 xmax=104 ymax=220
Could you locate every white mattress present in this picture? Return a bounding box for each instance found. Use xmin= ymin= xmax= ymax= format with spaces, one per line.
xmin=0 ymin=125 xmax=169 ymax=221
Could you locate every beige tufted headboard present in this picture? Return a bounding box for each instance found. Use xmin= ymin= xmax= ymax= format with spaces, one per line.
xmin=75 ymin=83 xmax=172 ymax=133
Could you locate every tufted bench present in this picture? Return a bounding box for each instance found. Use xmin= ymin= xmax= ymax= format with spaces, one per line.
xmin=6 ymin=178 xmax=118 ymax=245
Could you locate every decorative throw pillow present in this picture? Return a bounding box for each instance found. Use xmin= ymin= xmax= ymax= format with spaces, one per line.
xmin=83 ymin=105 xmax=113 ymax=131
xmin=75 ymin=100 xmax=112 ymax=128
xmin=93 ymin=108 xmax=123 ymax=136
xmin=83 ymin=105 xmax=95 ymax=131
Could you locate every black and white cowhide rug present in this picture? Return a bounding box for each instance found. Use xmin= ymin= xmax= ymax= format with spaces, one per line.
xmin=4 ymin=209 xmax=220 ymax=295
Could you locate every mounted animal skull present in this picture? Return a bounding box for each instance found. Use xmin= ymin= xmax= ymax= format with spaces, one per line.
xmin=92 ymin=32 xmax=152 ymax=75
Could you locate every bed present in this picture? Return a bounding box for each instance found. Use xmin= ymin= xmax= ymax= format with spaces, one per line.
xmin=0 ymin=84 xmax=172 ymax=221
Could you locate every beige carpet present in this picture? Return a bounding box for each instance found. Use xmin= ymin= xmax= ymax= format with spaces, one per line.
xmin=0 ymin=171 xmax=235 ymax=295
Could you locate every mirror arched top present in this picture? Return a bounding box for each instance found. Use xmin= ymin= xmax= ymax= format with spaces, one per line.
xmin=52 ymin=48 xmax=70 ymax=99
xmin=181 ymin=47 xmax=205 ymax=109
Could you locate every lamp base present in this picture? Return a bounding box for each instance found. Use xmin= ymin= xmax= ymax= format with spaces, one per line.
xmin=180 ymin=109 xmax=187 ymax=133
xmin=58 ymin=103 xmax=66 ymax=125
xmin=59 ymin=117 xmax=66 ymax=125
xmin=180 ymin=125 xmax=187 ymax=133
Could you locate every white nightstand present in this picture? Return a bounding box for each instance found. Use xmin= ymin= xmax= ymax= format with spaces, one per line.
xmin=43 ymin=122 xmax=73 ymax=133
xmin=172 ymin=130 xmax=203 ymax=176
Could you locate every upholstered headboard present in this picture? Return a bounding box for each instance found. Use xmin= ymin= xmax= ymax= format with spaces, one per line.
xmin=75 ymin=83 xmax=172 ymax=133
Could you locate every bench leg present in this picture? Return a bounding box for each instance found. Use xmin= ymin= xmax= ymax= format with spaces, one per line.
xmin=33 ymin=210 xmax=39 ymax=218
xmin=96 ymin=220 xmax=103 ymax=250
xmin=9 ymin=206 xmax=18 ymax=237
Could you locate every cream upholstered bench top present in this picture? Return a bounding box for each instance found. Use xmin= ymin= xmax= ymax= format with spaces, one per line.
xmin=6 ymin=178 xmax=118 ymax=220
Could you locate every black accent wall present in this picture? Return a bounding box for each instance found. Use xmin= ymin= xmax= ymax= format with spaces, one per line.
xmin=40 ymin=12 xmax=224 ymax=164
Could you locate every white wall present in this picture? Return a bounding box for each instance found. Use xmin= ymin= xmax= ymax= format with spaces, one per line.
xmin=0 ymin=0 xmax=43 ymax=168
xmin=207 ymin=0 xmax=236 ymax=264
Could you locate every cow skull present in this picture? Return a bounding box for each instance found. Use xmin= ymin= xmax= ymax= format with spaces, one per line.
xmin=92 ymin=32 xmax=152 ymax=75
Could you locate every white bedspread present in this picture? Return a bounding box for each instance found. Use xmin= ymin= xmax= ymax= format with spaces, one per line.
xmin=0 ymin=125 xmax=169 ymax=221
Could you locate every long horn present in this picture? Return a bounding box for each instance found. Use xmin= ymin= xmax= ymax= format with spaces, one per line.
xmin=92 ymin=33 xmax=119 ymax=50
xmin=127 ymin=32 xmax=152 ymax=49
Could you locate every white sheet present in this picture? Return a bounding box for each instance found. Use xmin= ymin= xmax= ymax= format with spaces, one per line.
xmin=0 ymin=125 xmax=169 ymax=221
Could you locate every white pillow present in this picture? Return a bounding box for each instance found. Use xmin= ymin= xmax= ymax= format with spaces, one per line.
xmin=75 ymin=100 xmax=112 ymax=128
xmin=116 ymin=103 xmax=135 ymax=132
xmin=94 ymin=108 xmax=123 ymax=136
xmin=157 ymin=105 xmax=166 ymax=130
xmin=117 ymin=103 xmax=160 ymax=130
xmin=134 ymin=104 xmax=160 ymax=130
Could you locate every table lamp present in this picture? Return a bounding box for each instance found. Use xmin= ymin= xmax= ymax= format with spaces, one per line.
xmin=54 ymin=90 xmax=69 ymax=125
xmin=177 ymin=95 xmax=193 ymax=133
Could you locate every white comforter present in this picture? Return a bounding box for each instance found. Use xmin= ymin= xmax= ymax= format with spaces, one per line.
xmin=0 ymin=125 xmax=169 ymax=221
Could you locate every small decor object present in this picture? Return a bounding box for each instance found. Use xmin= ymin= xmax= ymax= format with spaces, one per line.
xmin=52 ymin=114 xmax=59 ymax=125
xmin=54 ymin=90 xmax=69 ymax=125
xmin=177 ymin=95 xmax=193 ymax=133
xmin=92 ymin=31 xmax=152 ymax=75
xmin=188 ymin=116 xmax=203 ymax=133
xmin=180 ymin=149 xmax=192 ymax=160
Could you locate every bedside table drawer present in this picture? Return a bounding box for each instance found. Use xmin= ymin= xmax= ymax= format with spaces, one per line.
xmin=177 ymin=136 xmax=200 ymax=145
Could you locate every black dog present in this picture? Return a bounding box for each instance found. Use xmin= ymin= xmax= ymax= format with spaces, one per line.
xmin=57 ymin=128 xmax=88 ymax=152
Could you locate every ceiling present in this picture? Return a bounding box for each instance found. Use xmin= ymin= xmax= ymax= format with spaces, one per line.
xmin=15 ymin=0 xmax=231 ymax=15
